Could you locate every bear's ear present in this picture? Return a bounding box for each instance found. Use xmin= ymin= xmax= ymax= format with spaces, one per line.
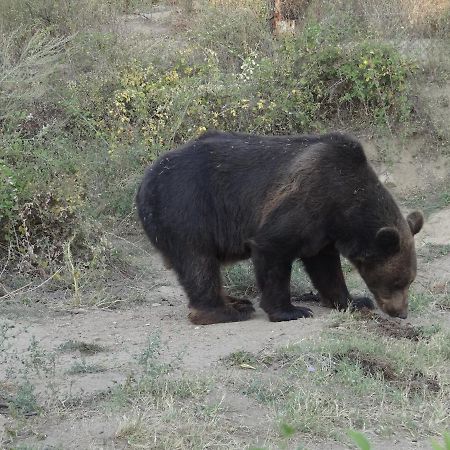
xmin=375 ymin=227 xmax=400 ymax=256
xmin=407 ymin=211 xmax=424 ymax=235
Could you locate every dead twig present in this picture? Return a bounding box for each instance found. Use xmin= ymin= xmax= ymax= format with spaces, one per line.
xmin=0 ymin=267 xmax=63 ymax=301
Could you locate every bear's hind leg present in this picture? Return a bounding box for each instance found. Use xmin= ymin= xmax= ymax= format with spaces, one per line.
xmin=253 ymin=251 xmax=313 ymax=321
xmin=301 ymin=244 xmax=374 ymax=311
xmin=172 ymin=253 xmax=253 ymax=325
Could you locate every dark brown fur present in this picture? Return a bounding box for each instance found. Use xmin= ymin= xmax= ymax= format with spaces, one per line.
xmin=136 ymin=131 xmax=423 ymax=324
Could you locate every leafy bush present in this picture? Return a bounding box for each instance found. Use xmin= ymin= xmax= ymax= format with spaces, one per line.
xmin=286 ymin=32 xmax=414 ymax=124
xmin=0 ymin=22 xmax=123 ymax=273
xmin=104 ymin=50 xmax=317 ymax=156
xmin=104 ymin=26 xmax=413 ymax=162
xmin=0 ymin=160 xmax=18 ymax=235
xmin=0 ymin=135 xmax=111 ymax=276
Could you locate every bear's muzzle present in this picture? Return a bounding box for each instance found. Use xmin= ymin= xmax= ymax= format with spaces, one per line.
xmin=376 ymin=290 xmax=409 ymax=319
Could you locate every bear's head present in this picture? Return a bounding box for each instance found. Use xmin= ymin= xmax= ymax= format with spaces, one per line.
xmin=355 ymin=211 xmax=424 ymax=319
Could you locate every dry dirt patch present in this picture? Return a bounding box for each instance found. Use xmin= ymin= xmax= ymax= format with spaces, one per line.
xmin=369 ymin=315 xmax=422 ymax=340
xmin=420 ymin=206 xmax=450 ymax=246
xmin=354 ymin=310 xmax=423 ymax=340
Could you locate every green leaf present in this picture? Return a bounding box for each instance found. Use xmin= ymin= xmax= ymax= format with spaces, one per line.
xmin=431 ymin=440 xmax=443 ymax=450
xmin=280 ymin=422 xmax=295 ymax=438
xmin=348 ymin=430 xmax=371 ymax=450
xmin=431 ymin=432 xmax=450 ymax=450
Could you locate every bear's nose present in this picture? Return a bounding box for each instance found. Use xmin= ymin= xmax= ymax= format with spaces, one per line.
xmin=384 ymin=306 xmax=408 ymax=319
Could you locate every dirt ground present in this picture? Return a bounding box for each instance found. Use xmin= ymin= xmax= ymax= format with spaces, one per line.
xmin=1 ymin=7 xmax=449 ymax=450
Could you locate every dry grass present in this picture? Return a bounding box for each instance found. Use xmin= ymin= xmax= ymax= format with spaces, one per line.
xmin=114 ymin=400 xmax=248 ymax=449
xmin=322 ymin=0 xmax=449 ymax=39
xmin=0 ymin=29 xmax=69 ymax=121
xmin=233 ymin=311 xmax=450 ymax=442
xmin=400 ymin=0 xmax=450 ymax=30
xmin=195 ymin=0 xmax=450 ymax=37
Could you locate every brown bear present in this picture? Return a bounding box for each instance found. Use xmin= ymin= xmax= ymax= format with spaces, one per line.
xmin=136 ymin=131 xmax=423 ymax=325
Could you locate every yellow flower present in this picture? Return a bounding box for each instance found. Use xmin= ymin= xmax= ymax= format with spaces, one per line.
xmin=197 ymin=126 xmax=207 ymax=133
xmin=165 ymin=70 xmax=179 ymax=83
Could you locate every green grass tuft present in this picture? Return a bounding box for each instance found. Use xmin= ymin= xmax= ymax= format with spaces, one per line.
xmin=58 ymin=340 xmax=106 ymax=355
xmin=66 ymin=360 xmax=106 ymax=375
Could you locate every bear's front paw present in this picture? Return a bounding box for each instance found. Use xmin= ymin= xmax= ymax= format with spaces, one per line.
xmin=268 ymin=305 xmax=313 ymax=322
xmin=350 ymin=296 xmax=375 ymax=311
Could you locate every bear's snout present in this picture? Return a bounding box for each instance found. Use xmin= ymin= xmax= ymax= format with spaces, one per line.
xmin=376 ymin=291 xmax=409 ymax=319
xmin=385 ymin=307 xmax=408 ymax=319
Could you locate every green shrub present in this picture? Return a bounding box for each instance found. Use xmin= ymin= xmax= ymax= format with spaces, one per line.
xmin=103 ymin=26 xmax=413 ymax=163
xmin=283 ymin=28 xmax=414 ymax=124
xmin=0 ymin=135 xmax=108 ymax=275
xmin=10 ymin=379 xmax=39 ymax=417
xmin=0 ymin=160 xmax=18 ymax=235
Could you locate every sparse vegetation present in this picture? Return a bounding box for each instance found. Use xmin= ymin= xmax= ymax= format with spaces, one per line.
xmin=418 ymin=243 xmax=450 ymax=262
xmin=9 ymin=379 xmax=39 ymax=417
xmin=66 ymin=360 xmax=106 ymax=375
xmin=58 ymin=340 xmax=106 ymax=355
xmin=231 ymin=315 xmax=450 ymax=442
xmin=222 ymin=350 xmax=260 ymax=368
xmin=224 ymin=260 xmax=311 ymax=298
xmin=403 ymin=180 xmax=450 ymax=218
xmin=409 ymin=291 xmax=436 ymax=313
